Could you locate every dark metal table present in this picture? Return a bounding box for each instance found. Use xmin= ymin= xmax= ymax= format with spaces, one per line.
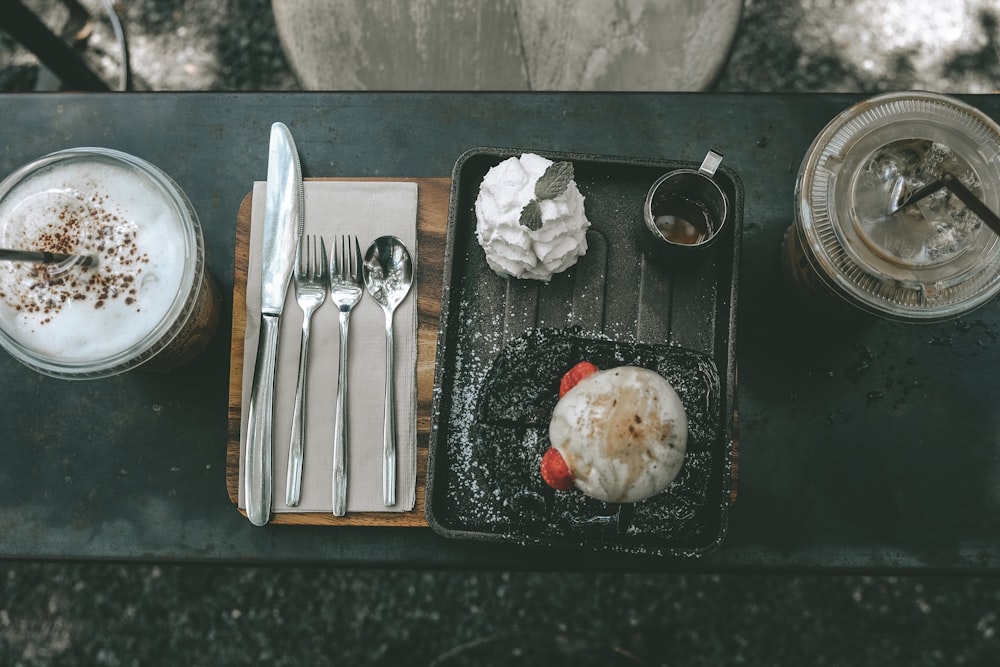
xmin=1 ymin=92 xmax=997 ymax=572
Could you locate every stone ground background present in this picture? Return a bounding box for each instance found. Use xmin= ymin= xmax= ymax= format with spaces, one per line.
xmin=2 ymin=0 xmax=1000 ymax=665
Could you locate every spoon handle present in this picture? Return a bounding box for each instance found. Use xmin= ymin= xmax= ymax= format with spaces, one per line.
xmin=382 ymin=310 xmax=397 ymax=507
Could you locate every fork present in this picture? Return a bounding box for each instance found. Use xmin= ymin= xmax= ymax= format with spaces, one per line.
xmin=329 ymin=234 xmax=363 ymax=516
xmin=286 ymin=235 xmax=328 ymax=507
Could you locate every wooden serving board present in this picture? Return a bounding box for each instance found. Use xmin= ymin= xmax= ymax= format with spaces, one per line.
xmin=226 ymin=177 xmax=450 ymax=526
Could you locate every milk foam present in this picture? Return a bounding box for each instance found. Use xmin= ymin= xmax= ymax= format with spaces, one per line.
xmin=0 ymin=157 xmax=189 ymax=364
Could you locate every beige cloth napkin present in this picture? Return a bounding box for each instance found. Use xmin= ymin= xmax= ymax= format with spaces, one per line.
xmin=238 ymin=180 xmax=418 ymax=513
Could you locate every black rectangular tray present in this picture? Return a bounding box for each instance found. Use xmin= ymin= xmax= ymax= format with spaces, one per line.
xmin=426 ymin=147 xmax=742 ymax=557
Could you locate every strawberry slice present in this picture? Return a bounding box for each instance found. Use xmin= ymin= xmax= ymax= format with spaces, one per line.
xmin=540 ymin=447 xmax=575 ymax=491
xmin=559 ymin=360 xmax=599 ymax=398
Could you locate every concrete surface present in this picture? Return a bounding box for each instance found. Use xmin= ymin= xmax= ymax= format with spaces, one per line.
xmin=2 ymin=0 xmax=999 ymax=93
xmin=2 ymin=0 xmax=1000 ymax=665
xmin=718 ymin=0 xmax=1000 ymax=94
xmin=1 ymin=565 xmax=999 ymax=665
xmin=271 ymin=0 xmax=743 ymax=90
xmin=272 ymin=0 xmax=529 ymax=90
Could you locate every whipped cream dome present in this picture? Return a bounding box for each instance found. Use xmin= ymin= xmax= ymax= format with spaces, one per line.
xmin=549 ymin=366 xmax=687 ymax=503
xmin=0 ymin=156 xmax=189 ymax=365
xmin=475 ymin=153 xmax=590 ymax=281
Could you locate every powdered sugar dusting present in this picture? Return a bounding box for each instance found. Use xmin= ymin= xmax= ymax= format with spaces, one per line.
xmin=434 ymin=326 xmax=728 ymax=557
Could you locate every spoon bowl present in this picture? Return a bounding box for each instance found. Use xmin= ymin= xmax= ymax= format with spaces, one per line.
xmin=362 ymin=235 xmax=414 ymax=507
xmin=363 ymin=235 xmax=414 ymax=312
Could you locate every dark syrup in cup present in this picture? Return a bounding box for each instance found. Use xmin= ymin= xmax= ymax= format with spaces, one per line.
xmin=650 ymin=192 xmax=714 ymax=245
xmin=642 ymin=150 xmax=728 ymax=265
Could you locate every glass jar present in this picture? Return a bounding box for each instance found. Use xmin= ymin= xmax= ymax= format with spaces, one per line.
xmin=0 ymin=147 xmax=219 ymax=378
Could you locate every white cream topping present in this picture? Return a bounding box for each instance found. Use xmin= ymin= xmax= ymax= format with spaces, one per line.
xmin=548 ymin=366 xmax=687 ymax=503
xmin=475 ymin=153 xmax=590 ymax=281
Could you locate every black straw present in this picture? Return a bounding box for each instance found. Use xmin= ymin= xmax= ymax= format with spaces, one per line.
xmin=894 ymin=172 xmax=1000 ymax=237
xmin=0 ymin=248 xmax=98 ymax=268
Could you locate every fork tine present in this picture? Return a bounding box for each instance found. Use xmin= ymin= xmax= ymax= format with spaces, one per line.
xmin=308 ymin=235 xmax=316 ymax=277
xmin=330 ymin=238 xmax=340 ymax=278
xmin=295 ymin=234 xmax=304 ymax=275
xmin=317 ymin=236 xmax=328 ymax=280
xmin=352 ymin=235 xmax=362 ymax=283
xmin=341 ymin=235 xmax=349 ymax=280
xmin=343 ymin=235 xmax=353 ymax=281
xmin=343 ymin=235 xmax=351 ymax=281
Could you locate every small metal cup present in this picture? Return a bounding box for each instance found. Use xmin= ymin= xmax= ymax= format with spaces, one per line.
xmin=643 ymin=150 xmax=729 ymax=265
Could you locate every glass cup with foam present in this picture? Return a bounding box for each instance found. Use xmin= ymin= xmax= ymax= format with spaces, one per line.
xmin=0 ymin=147 xmax=220 ymax=378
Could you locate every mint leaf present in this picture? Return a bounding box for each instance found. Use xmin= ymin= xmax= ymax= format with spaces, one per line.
xmin=534 ymin=161 xmax=574 ymax=200
xmin=519 ymin=200 xmax=543 ymax=231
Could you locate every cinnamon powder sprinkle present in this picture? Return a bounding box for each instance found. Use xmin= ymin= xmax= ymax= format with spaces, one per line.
xmin=0 ymin=194 xmax=149 ymax=322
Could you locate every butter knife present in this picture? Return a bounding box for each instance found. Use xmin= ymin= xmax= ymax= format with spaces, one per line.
xmin=244 ymin=122 xmax=304 ymax=526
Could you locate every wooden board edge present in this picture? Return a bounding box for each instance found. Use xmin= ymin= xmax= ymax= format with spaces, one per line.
xmin=226 ymin=177 xmax=451 ymax=528
xmin=226 ymin=191 xmax=253 ymax=506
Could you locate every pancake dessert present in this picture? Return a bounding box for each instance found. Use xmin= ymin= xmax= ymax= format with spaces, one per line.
xmin=544 ymin=363 xmax=688 ymax=503
xmin=475 ymin=153 xmax=590 ymax=281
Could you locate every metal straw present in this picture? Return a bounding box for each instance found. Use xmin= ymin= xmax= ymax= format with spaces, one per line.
xmin=0 ymin=248 xmax=98 ymax=268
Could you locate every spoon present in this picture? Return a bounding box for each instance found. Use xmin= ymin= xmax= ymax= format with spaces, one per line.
xmin=362 ymin=235 xmax=414 ymax=507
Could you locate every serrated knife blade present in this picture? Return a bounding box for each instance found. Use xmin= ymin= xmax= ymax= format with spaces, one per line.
xmin=244 ymin=121 xmax=303 ymax=526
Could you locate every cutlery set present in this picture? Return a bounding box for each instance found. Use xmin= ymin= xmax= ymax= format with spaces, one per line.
xmin=245 ymin=123 xmax=413 ymax=526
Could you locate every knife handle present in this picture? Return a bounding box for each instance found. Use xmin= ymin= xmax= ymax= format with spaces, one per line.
xmin=245 ymin=313 xmax=281 ymax=526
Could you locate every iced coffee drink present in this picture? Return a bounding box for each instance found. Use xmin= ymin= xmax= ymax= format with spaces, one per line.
xmin=784 ymin=91 xmax=1000 ymax=322
xmin=0 ymin=148 xmax=219 ymax=378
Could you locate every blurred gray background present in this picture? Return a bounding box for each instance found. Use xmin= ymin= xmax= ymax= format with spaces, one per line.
xmin=1 ymin=0 xmax=1000 ymax=665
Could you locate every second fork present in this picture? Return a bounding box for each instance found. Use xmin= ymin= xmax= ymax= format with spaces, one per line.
xmin=329 ymin=234 xmax=363 ymax=516
xmin=286 ymin=234 xmax=328 ymax=507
